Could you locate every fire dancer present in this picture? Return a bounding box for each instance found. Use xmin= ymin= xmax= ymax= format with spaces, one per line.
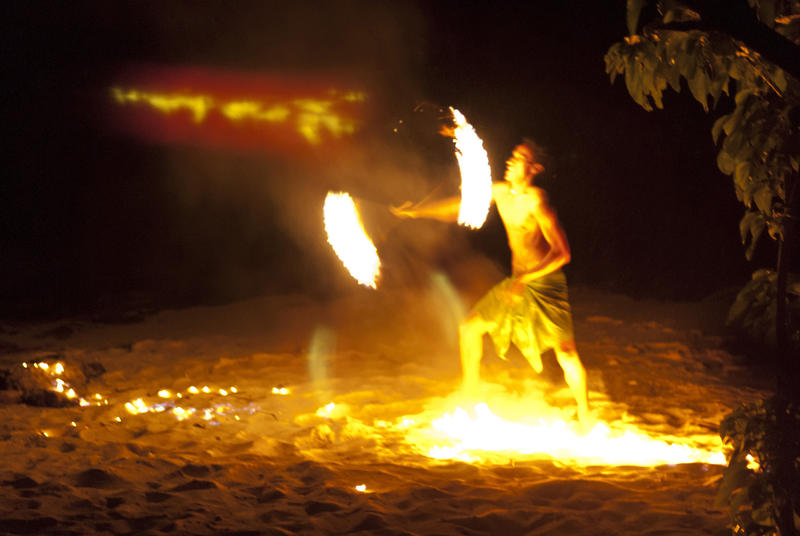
xmin=393 ymin=139 xmax=589 ymax=425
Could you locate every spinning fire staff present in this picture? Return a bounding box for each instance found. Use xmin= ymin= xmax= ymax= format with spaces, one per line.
xmin=393 ymin=139 xmax=589 ymax=425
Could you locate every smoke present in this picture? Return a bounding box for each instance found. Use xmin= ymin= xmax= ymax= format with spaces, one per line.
xmin=124 ymin=2 xmax=484 ymax=302
xmin=2 ymin=1 xmax=501 ymax=317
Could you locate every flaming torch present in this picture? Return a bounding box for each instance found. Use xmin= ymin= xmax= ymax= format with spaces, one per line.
xmin=449 ymin=107 xmax=492 ymax=229
xmin=324 ymin=192 xmax=381 ymax=288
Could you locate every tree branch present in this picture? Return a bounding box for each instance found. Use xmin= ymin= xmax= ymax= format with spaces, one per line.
xmin=649 ymin=0 xmax=800 ymax=81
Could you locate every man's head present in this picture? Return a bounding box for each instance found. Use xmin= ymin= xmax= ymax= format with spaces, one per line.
xmin=504 ymin=138 xmax=548 ymax=186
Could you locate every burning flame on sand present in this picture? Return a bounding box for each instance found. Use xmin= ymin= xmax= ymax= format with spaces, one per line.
xmin=418 ymin=403 xmax=726 ymax=466
xmin=25 ymin=359 xmax=730 ymax=469
xmin=308 ymin=395 xmax=727 ymax=467
xmin=449 ymin=107 xmax=492 ymax=229
xmin=323 ymin=192 xmax=381 ymax=288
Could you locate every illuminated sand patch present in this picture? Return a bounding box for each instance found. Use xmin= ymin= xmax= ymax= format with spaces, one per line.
xmin=21 ymin=361 xmax=726 ymax=468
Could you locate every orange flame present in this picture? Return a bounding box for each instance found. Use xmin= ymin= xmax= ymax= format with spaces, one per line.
xmin=429 ymin=403 xmax=724 ymax=465
xmin=402 ymin=402 xmax=726 ymax=466
xmin=323 ymin=192 xmax=381 ymax=288
xmin=450 ymin=108 xmax=492 ymax=229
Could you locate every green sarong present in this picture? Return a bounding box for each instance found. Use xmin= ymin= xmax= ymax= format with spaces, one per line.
xmin=473 ymin=270 xmax=574 ymax=364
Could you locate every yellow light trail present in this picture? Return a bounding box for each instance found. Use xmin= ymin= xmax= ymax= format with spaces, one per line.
xmin=111 ymin=86 xmax=362 ymax=145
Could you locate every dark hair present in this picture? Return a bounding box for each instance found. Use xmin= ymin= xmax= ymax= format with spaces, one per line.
xmin=519 ymin=137 xmax=552 ymax=173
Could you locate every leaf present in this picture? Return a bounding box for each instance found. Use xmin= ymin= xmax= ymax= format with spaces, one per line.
xmin=773 ymin=67 xmax=788 ymax=93
xmin=788 ymin=279 xmax=800 ymax=297
xmin=626 ymin=0 xmax=648 ymax=35
xmin=740 ymin=211 xmax=759 ymax=243
xmin=688 ymin=70 xmax=709 ymax=111
xmin=734 ymin=88 xmax=755 ymax=106
xmin=722 ymin=130 xmax=745 ymax=164
xmin=751 ymin=501 xmax=774 ymax=526
xmin=712 ymin=115 xmax=728 ymax=144
xmin=625 ymin=54 xmax=653 ymax=111
xmin=715 ymin=459 xmax=750 ymax=507
xmin=753 ymin=185 xmax=774 ymax=213
xmin=734 ymin=161 xmax=751 ymax=190
xmin=756 ymin=0 xmax=777 ymax=27
xmin=717 ymin=149 xmax=736 ymax=175
xmin=727 ymin=287 xmax=751 ymax=325
xmin=746 ymin=214 xmax=765 ymax=260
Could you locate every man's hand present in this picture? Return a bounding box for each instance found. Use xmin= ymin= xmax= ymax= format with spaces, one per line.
xmin=390 ymin=201 xmax=417 ymax=219
xmin=505 ymin=277 xmax=528 ymax=304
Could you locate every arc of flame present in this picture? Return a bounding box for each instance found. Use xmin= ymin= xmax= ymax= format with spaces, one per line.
xmin=323 ymin=192 xmax=381 ymax=288
xmin=450 ymin=108 xmax=493 ymax=229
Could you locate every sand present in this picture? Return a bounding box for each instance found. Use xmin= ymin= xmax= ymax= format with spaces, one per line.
xmin=0 ymin=274 xmax=768 ymax=535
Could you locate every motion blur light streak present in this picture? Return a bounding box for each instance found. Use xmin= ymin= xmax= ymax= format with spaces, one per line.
xmin=111 ymin=88 xmax=212 ymax=123
xmin=308 ymin=325 xmax=335 ymax=390
xmin=111 ymin=87 xmax=361 ymax=145
xmin=109 ymin=65 xmax=366 ymax=152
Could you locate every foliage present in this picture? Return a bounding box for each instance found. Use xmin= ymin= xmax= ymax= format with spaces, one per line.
xmin=604 ymin=0 xmax=800 ymax=261
xmin=606 ymin=2 xmax=800 ymax=535
xmin=727 ymin=269 xmax=800 ymax=346
xmin=716 ymin=397 xmax=800 ymax=536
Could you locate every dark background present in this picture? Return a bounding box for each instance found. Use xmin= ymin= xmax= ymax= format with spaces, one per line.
xmin=2 ymin=1 xmax=764 ymax=321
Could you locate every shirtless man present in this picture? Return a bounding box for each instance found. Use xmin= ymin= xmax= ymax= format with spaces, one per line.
xmin=394 ymin=139 xmax=588 ymax=424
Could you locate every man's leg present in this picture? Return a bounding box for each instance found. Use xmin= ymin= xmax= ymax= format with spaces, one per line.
xmin=459 ymin=314 xmax=488 ymax=395
xmin=554 ymin=340 xmax=589 ymax=425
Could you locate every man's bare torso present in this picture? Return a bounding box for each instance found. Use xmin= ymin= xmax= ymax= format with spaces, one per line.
xmin=492 ymin=182 xmax=551 ymax=276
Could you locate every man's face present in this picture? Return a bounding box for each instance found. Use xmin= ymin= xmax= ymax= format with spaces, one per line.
xmin=504 ymin=146 xmax=535 ymax=185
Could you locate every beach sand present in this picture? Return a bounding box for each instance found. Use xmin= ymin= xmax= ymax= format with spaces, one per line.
xmin=0 ymin=270 xmax=767 ymax=535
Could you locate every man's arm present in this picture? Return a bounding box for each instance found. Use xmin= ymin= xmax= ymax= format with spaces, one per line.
xmin=391 ymin=196 xmax=461 ymax=222
xmin=516 ymin=190 xmax=571 ymax=284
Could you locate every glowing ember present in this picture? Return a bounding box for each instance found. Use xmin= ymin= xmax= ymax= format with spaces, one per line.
xmin=120 ymin=385 xmax=253 ymax=424
xmin=355 ymin=484 xmax=367 ymax=492
xmin=323 ymin=192 xmax=381 ymax=288
xmin=414 ymin=403 xmax=725 ymax=466
xmin=173 ymin=407 xmax=192 ymax=421
xmin=125 ymin=399 xmax=148 ymax=415
xmin=450 ymin=107 xmax=492 ymax=229
xmin=317 ymin=402 xmax=337 ymax=417
xmin=272 ymin=386 xmax=291 ymax=395
xmin=24 ymin=360 xmax=100 ymax=407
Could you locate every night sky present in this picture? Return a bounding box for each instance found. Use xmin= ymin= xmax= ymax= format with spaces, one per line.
xmin=3 ymin=1 xmax=761 ymax=320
